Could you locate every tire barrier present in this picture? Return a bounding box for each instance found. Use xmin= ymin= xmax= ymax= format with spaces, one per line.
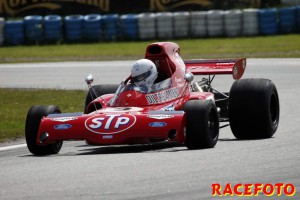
xmin=190 ymin=11 xmax=207 ymax=37
xmin=64 ymin=15 xmax=83 ymax=42
xmin=173 ymin=12 xmax=189 ymax=39
xmin=279 ymin=7 xmax=296 ymax=34
xmin=83 ymin=14 xmax=102 ymax=41
xmin=138 ymin=13 xmax=156 ymax=40
xmin=120 ymin=14 xmax=138 ymax=40
xmin=242 ymin=9 xmax=259 ymax=36
xmin=102 ymin=14 xmax=119 ymax=41
xmin=2 ymin=7 xmax=300 ymax=46
xmin=282 ymin=0 xmax=300 ymax=6
xmin=297 ymin=6 xmax=300 ymax=32
xmin=44 ymin=15 xmax=62 ymax=43
xmin=207 ymin=10 xmax=224 ymax=37
xmin=224 ymin=10 xmax=242 ymax=37
xmin=258 ymin=8 xmax=278 ymax=35
xmin=4 ymin=20 xmax=24 ymax=45
xmin=0 ymin=18 xmax=4 ymax=45
xmin=24 ymin=15 xmax=43 ymax=44
xmin=156 ymin=12 xmax=174 ymax=39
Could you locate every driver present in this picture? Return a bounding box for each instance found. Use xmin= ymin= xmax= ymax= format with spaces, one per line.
xmin=131 ymin=59 xmax=158 ymax=91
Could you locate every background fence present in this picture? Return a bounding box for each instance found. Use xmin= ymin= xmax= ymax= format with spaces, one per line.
xmin=0 ymin=6 xmax=300 ymax=46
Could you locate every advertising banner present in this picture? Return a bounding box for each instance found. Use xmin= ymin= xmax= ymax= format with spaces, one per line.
xmin=0 ymin=0 xmax=280 ymax=17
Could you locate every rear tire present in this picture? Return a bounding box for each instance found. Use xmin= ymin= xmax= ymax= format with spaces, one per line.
xmin=84 ymin=84 xmax=119 ymax=113
xmin=25 ymin=105 xmax=63 ymax=155
xmin=184 ymin=100 xmax=219 ymax=149
xmin=229 ymin=79 xmax=280 ymax=139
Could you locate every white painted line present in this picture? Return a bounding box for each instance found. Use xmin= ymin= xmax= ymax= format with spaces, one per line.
xmin=0 ymin=144 xmax=27 ymax=151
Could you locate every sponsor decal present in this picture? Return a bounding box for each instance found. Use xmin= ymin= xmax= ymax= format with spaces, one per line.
xmin=150 ymin=0 xmax=213 ymax=12
xmin=211 ymin=183 xmax=296 ymax=197
xmin=161 ymin=104 xmax=175 ymax=111
xmin=85 ymin=114 xmax=136 ymax=134
xmin=54 ymin=124 xmax=72 ymax=130
xmin=146 ymin=87 xmax=179 ymax=104
xmin=103 ymin=135 xmax=113 ymax=139
xmin=0 ymin=0 xmax=109 ymax=16
xmin=101 ymin=107 xmax=143 ymax=112
xmin=233 ymin=65 xmax=239 ymax=78
xmin=149 ymin=122 xmax=167 ymax=127
xmin=175 ymin=77 xmax=183 ymax=83
xmin=174 ymin=52 xmax=186 ymax=71
xmin=175 ymin=77 xmax=185 ymax=88
xmin=148 ymin=115 xmax=174 ymax=120
xmin=51 ymin=117 xmax=77 ymax=122
xmin=243 ymin=59 xmax=246 ymax=70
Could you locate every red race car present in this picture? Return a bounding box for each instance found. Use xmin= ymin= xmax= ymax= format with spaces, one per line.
xmin=25 ymin=42 xmax=280 ymax=155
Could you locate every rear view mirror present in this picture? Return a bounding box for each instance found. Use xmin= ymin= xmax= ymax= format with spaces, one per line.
xmin=184 ymin=72 xmax=194 ymax=83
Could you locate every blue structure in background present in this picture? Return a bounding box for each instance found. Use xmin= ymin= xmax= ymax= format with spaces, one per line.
xmin=121 ymin=14 xmax=138 ymax=40
xmin=4 ymin=20 xmax=24 ymax=45
xmin=102 ymin=14 xmax=119 ymax=41
xmin=83 ymin=14 xmax=102 ymax=41
xmin=44 ymin=15 xmax=62 ymax=42
xmin=296 ymin=6 xmax=300 ymax=32
xmin=24 ymin=15 xmax=43 ymax=43
xmin=64 ymin=15 xmax=83 ymax=42
xmin=258 ymin=8 xmax=278 ymax=35
xmin=279 ymin=7 xmax=296 ymax=34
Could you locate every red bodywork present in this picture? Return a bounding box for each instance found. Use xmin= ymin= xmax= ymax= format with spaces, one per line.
xmin=36 ymin=42 xmax=246 ymax=146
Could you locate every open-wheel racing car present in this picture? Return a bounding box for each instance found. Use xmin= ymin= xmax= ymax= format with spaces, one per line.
xmin=25 ymin=42 xmax=280 ymax=155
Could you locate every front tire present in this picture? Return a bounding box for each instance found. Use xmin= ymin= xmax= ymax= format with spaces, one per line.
xmin=84 ymin=84 xmax=119 ymax=113
xmin=25 ymin=105 xmax=63 ymax=155
xmin=184 ymin=100 xmax=219 ymax=149
xmin=229 ymin=79 xmax=280 ymax=139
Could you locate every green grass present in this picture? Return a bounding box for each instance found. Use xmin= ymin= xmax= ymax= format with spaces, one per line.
xmin=0 ymin=35 xmax=299 ymax=63
xmin=0 ymin=89 xmax=86 ymax=142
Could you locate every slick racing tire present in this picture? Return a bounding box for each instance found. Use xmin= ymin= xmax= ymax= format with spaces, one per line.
xmin=229 ymin=79 xmax=280 ymax=139
xmin=184 ymin=100 xmax=219 ymax=149
xmin=25 ymin=105 xmax=63 ymax=156
xmin=84 ymin=84 xmax=119 ymax=114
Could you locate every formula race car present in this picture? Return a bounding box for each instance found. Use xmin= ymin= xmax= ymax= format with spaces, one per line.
xmin=25 ymin=42 xmax=280 ymax=155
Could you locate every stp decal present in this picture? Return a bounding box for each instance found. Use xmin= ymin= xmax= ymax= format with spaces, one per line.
xmin=85 ymin=114 xmax=136 ymax=134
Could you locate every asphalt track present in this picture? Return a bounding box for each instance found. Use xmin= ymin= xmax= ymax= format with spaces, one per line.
xmin=0 ymin=59 xmax=300 ymax=200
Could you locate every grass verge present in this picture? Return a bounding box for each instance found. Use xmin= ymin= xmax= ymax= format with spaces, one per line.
xmin=0 ymin=89 xmax=86 ymax=142
xmin=0 ymin=34 xmax=299 ymax=63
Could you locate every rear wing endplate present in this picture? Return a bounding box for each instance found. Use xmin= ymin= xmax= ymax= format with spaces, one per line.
xmin=184 ymin=58 xmax=246 ymax=80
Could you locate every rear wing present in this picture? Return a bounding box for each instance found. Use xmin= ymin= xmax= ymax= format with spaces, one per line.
xmin=184 ymin=58 xmax=246 ymax=80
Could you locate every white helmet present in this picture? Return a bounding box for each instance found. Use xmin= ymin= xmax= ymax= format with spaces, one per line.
xmin=131 ymin=59 xmax=158 ymax=87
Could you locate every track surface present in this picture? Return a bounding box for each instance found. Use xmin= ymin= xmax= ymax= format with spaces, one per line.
xmin=0 ymin=59 xmax=300 ymax=200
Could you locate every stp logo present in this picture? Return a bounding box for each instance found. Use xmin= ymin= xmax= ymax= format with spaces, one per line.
xmin=85 ymin=114 xmax=136 ymax=134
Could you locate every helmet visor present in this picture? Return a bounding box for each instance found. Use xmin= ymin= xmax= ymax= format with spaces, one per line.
xmin=132 ymin=70 xmax=152 ymax=83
